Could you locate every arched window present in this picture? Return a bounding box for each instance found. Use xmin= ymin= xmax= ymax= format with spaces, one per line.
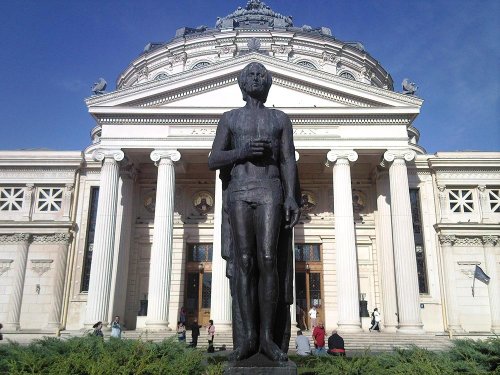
xmin=340 ymin=71 xmax=356 ymax=81
xmin=296 ymin=60 xmax=317 ymax=70
xmin=192 ymin=61 xmax=210 ymax=70
xmin=154 ymin=73 xmax=168 ymax=81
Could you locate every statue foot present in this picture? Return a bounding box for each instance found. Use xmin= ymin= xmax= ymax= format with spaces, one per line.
xmin=259 ymin=337 xmax=288 ymax=362
xmin=230 ymin=340 xmax=258 ymax=361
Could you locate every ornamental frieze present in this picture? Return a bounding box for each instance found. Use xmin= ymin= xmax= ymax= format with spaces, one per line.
xmin=0 ymin=259 xmax=14 ymax=276
xmin=0 ymin=233 xmax=31 ymax=243
xmin=32 ymin=233 xmax=72 ymax=244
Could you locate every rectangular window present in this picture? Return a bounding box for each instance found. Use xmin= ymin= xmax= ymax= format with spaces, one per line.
xmin=37 ymin=188 xmax=63 ymax=212
xmin=81 ymin=187 xmax=99 ymax=292
xmin=410 ymin=189 xmax=428 ymax=294
xmin=187 ymin=243 xmax=213 ymax=262
xmin=489 ymin=189 xmax=500 ymax=212
xmin=295 ymin=244 xmax=321 ymax=262
xmin=448 ymin=189 xmax=474 ymax=213
xmin=0 ymin=187 xmax=24 ymax=211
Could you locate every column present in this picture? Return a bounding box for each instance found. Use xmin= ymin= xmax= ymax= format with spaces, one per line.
xmin=84 ymin=149 xmax=124 ymax=327
xmin=438 ymin=235 xmax=463 ymax=332
xmin=209 ymin=170 xmax=232 ymax=330
xmin=46 ymin=233 xmax=72 ymax=330
xmin=4 ymin=233 xmax=31 ymax=331
xmin=327 ymin=150 xmax=362 ymax=332
xmin=146 ymin=149 xmax=181 ymax=330
xmin=375 ymin=168 xmax=398 ymax=332
xmin=109 ymin=165 xmax=136 ymax=324
xmin=483 ymin=236 xmax=500 ymax=333
xmin=384 ymin=150 xmax=424 ymax=333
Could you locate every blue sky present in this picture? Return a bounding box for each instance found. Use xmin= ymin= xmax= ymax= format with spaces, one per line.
xmin=0 ymin=0 xmax=498 ymax=153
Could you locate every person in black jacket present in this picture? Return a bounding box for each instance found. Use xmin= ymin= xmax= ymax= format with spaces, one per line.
xmin=190 ymin=318 xmax=201 ymax=348
xmin=327 ymin=330 xmax=345 ymax=356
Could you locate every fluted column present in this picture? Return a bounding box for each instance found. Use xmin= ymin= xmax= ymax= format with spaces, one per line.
xmin=438 ymin=235 xmax=463 ymax=332
xmin=210 ymin=170 xmax=232 ymax=330
xmin=327 ymin=150 xmax=362 ymax=332
xmin=84 ymin=149 xmax=124 ymax=327
xmin=3 ymin=233 xmax=31 ymax=331
xmin=146 ymin=149 xmax=181 ymax=330
xmin=483 ymin=236 xmax=500 ymax=333
xmin=46 ymin=233 xmax=72 ymax=330
xmin=384 ymin=150 xmax=424 ymax=333
xmin=375 ymin=169 xmax=398 ymax=332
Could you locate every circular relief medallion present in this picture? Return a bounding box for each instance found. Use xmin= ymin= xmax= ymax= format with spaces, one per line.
xmin=352 ymin=190 xmax=366 ymax=214
xmin=143 ymin=194 xmax=156 ymax=213
xmin=300 ymin=191 xmax=317 ymax=213
xmin=193 ymin=191 xmax=214 ymax=214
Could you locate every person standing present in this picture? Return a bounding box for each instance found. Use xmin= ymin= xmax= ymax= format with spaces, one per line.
xmin=295 ymin=330 xmax=311 ymax=356
xmin=110 ymin=316 xmax=122 ymax=338
xmin=0 ymin=323 xmax=3 ymax=341
xmin=327 ymin=330 xmax=345 ymax=356
xmin=177 ymin=321 xmax=186 ymax=342
xmin=369 ymin=307 xmax=381 ymax=332
xmin=207 ymin=319 xmax=215 ymax=352
xmin=308 ymin=305 xmax=318 ymax=329
xmin=179 ymin=306 xmax=187 ymax=325
xmin=312 ymin=321 xmax=326 ymax=355
xmin=190 ymin=318 xmax=201 ymax=348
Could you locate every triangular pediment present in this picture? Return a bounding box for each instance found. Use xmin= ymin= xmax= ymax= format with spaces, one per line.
xmin=86 ymin=53 xmax=423 ymax=112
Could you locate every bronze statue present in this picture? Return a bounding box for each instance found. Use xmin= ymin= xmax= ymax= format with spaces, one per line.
xmin=209 ymin=62 xmax=301 ymax=362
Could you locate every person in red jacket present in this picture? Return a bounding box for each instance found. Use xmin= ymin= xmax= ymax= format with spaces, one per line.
xmin=312 ymin=321 xmax=326 ymax=355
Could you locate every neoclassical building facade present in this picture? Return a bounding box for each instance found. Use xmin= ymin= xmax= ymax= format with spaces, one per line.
xmin=0 ymin=1 xmax=499 ymax=335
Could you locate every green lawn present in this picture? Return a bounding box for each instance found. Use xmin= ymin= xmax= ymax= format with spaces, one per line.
xmin=0 ymin=336 xmax=498 ymax=374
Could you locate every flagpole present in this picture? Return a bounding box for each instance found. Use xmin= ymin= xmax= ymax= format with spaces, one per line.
xmin=472 ymin=268 xmax=476 ymax=297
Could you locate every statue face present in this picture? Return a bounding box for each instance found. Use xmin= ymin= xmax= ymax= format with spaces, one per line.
xmin=239 ymin=62 xmax=272 ymax=102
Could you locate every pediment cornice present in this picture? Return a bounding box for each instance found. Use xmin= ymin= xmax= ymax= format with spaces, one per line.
xmin=86 ymin=53 xmax=423 ymax=109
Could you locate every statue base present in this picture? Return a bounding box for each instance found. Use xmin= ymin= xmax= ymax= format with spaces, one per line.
xmin=224 ymin=353 xmax=297 ymax=375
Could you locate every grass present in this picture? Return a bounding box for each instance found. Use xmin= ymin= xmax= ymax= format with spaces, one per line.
xmin=0 ymin=336 xmax=498 ymax=374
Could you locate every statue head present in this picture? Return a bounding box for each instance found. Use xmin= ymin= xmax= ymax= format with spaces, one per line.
xmin=238 ymin=62 xmax=272 ymax=103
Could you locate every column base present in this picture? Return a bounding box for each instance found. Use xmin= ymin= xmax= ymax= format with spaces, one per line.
xmin=145 ymin=320 xmax=171 ymax=331
xmin=397 ymin=323 xmax=425 ymax=334
xmin=337 ymin=321 xmax=363 ymax=333
xmin=2 ymin=323 xmax=21 ymax=331
xmin=45 ymin=322 xmax=63 ymax=331
xmin=381 ymin=325 xmax=398 ymax=333
xmin=214 ymin=321 xmax=232 ymax=331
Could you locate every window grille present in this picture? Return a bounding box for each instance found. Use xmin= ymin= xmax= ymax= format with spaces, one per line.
xmin=0 ymin=188 xmax=24 ymax=211
xmin=81 ymin=187 xmax=99 ymax=292
xmin=448 ymin=189 xmax=474 ymax=213
xmin=489 ymin=189 xmax=500 ymax=212
xmin=410 ymin=189 xmax=428 ymax=294
xmin=295 ymin=244 xmax=321 ymax=262
xmin=37 ymin=188 xmax=63 ymax=212
xmin=187 ymin=244 xmax=213 ymax=262
xmin=297 ymin=61 xmax=317 ymax=70
xmin=340 ymin=71 xmax=356 ymax=81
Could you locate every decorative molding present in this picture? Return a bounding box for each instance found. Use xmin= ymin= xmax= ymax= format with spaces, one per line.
xmin=92 ymin=149 xmax=125 ymax=163
xmin=0 ymin=169 xmax=76 ymax=180
xmin=0 ymin=233 xmax=31 ymax=243
xmin=326 ymin=150 xmax=358 ymax=163
xmin=483 ymin=235 xmax=498 ymax=246
xmin=438 ymin=235 xmax=456 ymax=246
xmin=0 ymin=259 xmax=14 ymax=276
xmin=383 ymin=149 xmax=416 ymax=163
xmin=150 ymin=149 xmax=181 ymax=164
xmin=453 ymin=237 xmax=483 ymax=246
xmin=30 ymin=259 xmax=54 ymax=276
xmin=32 ymin=233 xmax=72 ymax=244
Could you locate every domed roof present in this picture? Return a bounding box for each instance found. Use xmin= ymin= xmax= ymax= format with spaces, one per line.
xmin=215 ymin=0 xmax=293 ymax=29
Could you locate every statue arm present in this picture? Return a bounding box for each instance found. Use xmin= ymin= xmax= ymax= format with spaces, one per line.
xmin=279 ymin=115 xmax=297 ymax=201
xmin=208 ymin=114 xmax=239 ymax=170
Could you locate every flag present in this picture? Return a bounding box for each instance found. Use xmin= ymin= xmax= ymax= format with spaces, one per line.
xmin=472 ymin=265 xmax=490 ymax=297
xmin=474 ymin=266 xmax=490 ymax=285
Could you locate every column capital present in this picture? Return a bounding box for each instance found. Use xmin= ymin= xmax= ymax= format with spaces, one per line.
xmin=383 ymin=149 xmax=416 ymax=163
xmin=483 ymin=235 xmax=498 ymax=246
xmin=92 ymin=149 xmax=125 ymax=163
xmin=327 ymin=150 xmax=358 ymax=163
xmin=150 ymin=149 xmax=181 ymax=164
xmin=438 ymin=234 xmax=456 ymax=246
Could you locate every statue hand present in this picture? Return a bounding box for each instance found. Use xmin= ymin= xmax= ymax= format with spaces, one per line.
xmin=238 ymin=140 xmax=271 ymax=161
xmin=284 ymin=197 xmax=300 ymax=229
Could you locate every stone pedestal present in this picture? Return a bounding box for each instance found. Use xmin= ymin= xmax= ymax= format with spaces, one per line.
xmin=225 ymin=354 xmax=297 ymax=375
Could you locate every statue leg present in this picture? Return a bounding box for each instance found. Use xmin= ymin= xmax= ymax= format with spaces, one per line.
xmin=255 ymin=202 xmax=288 ymax=361
xmin=229 ymin=200 xmax=259 ymax=360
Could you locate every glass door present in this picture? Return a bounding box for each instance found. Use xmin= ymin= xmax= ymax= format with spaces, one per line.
xmin=185 ymin=244 xmax=212 ymax=326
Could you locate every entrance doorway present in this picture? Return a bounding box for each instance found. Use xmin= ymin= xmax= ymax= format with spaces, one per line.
xmin=185 ymin=244 xmax=212 ymax=326
xmin=295 ymin=244 xmax=324 ymax=330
